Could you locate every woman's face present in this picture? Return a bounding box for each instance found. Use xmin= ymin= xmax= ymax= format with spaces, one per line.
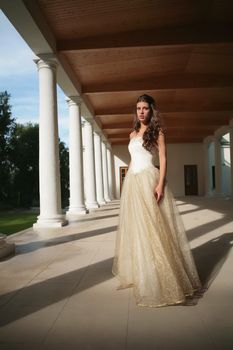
xmin=136 ymin=101 xmax=151 ymax=124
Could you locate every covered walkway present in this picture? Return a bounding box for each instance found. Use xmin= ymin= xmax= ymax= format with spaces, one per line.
xmin=0 ymin=196 xmax=233 ymax=350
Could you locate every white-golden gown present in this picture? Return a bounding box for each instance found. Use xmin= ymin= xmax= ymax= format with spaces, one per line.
xmin=112 ymin=136 xmax=202 ymax=308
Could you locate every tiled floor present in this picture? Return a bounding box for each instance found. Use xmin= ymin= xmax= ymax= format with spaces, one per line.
xmin=0 ymin=197 xmax=233 ymax=350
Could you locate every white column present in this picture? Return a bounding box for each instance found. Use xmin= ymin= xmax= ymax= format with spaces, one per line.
xmin=83 ymin=119 xmax=99 ymax=209
xmin=107 ymin=146 xmax=114 ymax=200
xmin=214 ymin=135 xmax=223 ymax=196
xmin=203 ymin=137 xmax=212 ymax=197
xmin=94 ymin=131 xmax=106 ymax=205
xmin=66 ymin=97 xmax=88 ymax=217
xmin=33 ymin=57 xmax=67 ymax=228
xmin=203 ymin=141 xmax=209 ymax=197
xmin=102 ymin=140 xmax=111 ymax=202
xmin=229 ymin=122 xmax=233 ymax=199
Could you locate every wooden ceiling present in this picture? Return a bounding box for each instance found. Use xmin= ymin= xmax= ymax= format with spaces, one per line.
xmin=32 ymin=0 xmax=233 ymax=144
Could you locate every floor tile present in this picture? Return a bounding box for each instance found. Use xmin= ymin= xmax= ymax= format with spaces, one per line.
xmin=0 ymin=198 xmax=232 ymax=350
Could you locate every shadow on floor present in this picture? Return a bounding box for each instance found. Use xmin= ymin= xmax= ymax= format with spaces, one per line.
xmin=1 ymin=232 xmax=232 ymax=325
xmin=14 ymin=225 xmax=118 ymax=255
xmin=16 ymin=226 xmax=117 ymax=254
xmin=187 ymin=215 xmax=233 ymax=242
xmin=192 ymin=231 xmax=233 ymax=289
xmin=74 ymin=213 xmax=118 ymax=222
xmin=0 ymin=257 xmax=115 ymax=327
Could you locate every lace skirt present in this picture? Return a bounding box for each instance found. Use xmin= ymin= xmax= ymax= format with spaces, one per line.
xmin=112 ymin=165 xmax=203 ymax=308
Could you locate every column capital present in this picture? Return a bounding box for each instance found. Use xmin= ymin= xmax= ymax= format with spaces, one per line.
xmin=83 ymin=118 xmax=93 ymax=126
xmin=94 ymin=130 xmax=102 ymax=138
xmin=213 ymin=134 xmax=220 ymax=143
xmin=33 ymin=54 xmax=58 ymax=71
xmin=66 ymin=96 xmax=82 ymax=107
xmin=93 ymin=124 xmax=102 ymax=134
xmin=214 ymin=125 xmax=229 ymax=138
xmin=101 ymin=135 xmax=108 ymax=144
xmin=203 ymin=135 xmax=214 ymax=144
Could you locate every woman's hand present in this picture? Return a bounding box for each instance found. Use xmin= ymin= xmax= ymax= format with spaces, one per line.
xmin=154 ymin=183 xmax=164 ymax=203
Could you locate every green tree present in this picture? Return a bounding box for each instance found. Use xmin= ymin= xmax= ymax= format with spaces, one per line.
xmin=10 ymin=123 xmax=39 ymax=207
xmin=0 ymin=90 xmax=69 ymax=209
xmin=0 ymin=91 xmax=16 ymax=206
xmin=59 ymin=140 xmax=69 ymax=208
xmin=10 ymin=123 xmax=69 ymax=209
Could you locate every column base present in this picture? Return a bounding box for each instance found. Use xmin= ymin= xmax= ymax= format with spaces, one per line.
xmin=97 ymin=199 xmax=107 ymax=205
xmin=204 ymin=191 xmax=214 ymax=198
xmin=213 ymin=191 xmax=226 ymax=198
xmin=33 ymin=215 xmax=68 ymax=229
xmin=66 ymin=206 xmax=89 ymax=215
xmin=85 ymin=202 xmax=100 ymax=209
xmin=223 ymin=196 xmax=233 ymax=200
xmin=104 ymin=197 xmax=112 ymax=202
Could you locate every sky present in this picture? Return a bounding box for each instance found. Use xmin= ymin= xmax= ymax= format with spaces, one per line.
xmin=0 ymin=10 xmax=69 ymax=146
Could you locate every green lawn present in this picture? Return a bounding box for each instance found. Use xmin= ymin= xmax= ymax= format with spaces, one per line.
xmin=0 ymin=211 xmax=38 ymax=236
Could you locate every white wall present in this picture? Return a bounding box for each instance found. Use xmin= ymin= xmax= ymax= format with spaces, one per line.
xmin=112 ymin=145 xmax=131 ymax=199
xmin=166 ymin=143 xmax=204 ymax=196
xmin=112 ymin=143 xmax=205 ymax=199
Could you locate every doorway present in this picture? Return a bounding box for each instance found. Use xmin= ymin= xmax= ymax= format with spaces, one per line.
xmin=184 ymin=165 xmax=198 ymax=195
xmin=120 ymin=167 xmax=128 ymax=194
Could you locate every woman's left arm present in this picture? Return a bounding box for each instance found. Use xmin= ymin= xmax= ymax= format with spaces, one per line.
xmin=154 ymin=130 xmax=167 ymax=203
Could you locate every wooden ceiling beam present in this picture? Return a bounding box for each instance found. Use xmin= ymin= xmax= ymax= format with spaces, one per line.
xmin=108 ymin=130 xmax=213 ymax=139
xmin=109 ymin=134 xmax=132 ymax=139
xmin=97 ymin=112 xmax=232 ymax=118
xmin=57 ymin=23 xmax=233 ymax=51
xmin=97 ymin=105 xmax=233 ymax=114
xmin=83 ymin=74 xmax=233 ymax=93
xmin=110 ymin=137 xmax=204 ymax=145
xmin=102 ymin=123 xmax=133 ymax=129
xmin=166 ymin=132 xmax=211 ymax=138
xmin=165 ymin=138 xmax=203 ymax=143
xmin=102 ymin=118 xmax=229 ymax=129
xmin=104 ymin=126 xmax=221 ymax=134
xmin=95 ymin=113 xmax=132 ymax=119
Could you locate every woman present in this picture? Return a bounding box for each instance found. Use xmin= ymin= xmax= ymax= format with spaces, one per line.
xmin=112 ymin=94 xmax=203 ymax=308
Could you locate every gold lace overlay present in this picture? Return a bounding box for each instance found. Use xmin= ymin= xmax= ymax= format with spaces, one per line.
xmin=112 ymin=138 xmax=202 ymax=308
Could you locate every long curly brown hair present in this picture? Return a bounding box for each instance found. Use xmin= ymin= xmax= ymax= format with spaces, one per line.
xmin=133 ymin=94 xmax=166 ymax=153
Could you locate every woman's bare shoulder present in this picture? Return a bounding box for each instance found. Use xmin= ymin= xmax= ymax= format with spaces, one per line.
xmin=158 ymin=127 xmax=165 ymax=135
xmin=129 ymin=130 xmax=137 ymax=139
xmin=156 ymin=127 xmax=166 ymax=142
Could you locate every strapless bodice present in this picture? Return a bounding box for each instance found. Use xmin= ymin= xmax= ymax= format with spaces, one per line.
xmin=128 ymin=136 xmax=158 ymax=173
